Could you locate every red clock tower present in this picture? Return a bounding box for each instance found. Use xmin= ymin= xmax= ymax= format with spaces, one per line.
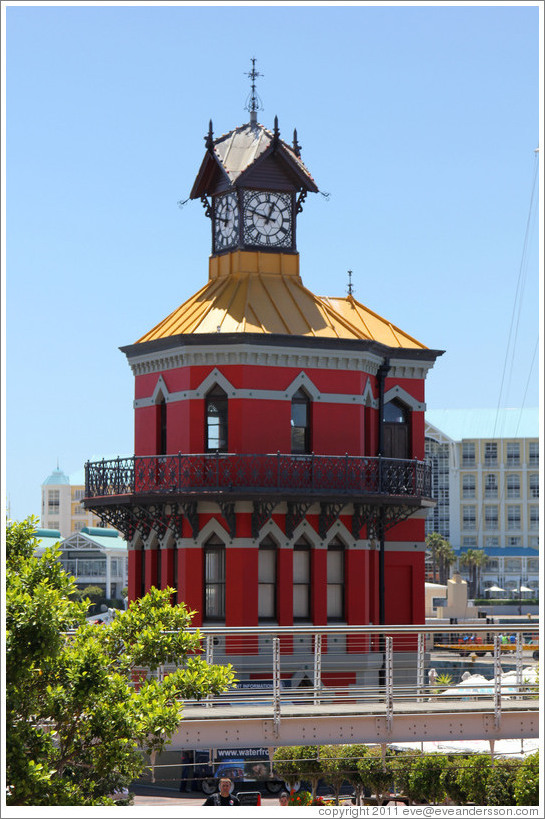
xmin=84 ymin=76 xmax=443 ymax=685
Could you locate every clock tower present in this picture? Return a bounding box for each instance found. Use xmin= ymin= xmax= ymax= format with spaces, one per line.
xmin=84 ymin=61 xmax=444 ymax=696
xmin=190 ymin=64 xmax=317 ymax=256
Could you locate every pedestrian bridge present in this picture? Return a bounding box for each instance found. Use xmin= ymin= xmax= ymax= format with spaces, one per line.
xmin=151 ymin=623 xmax=540 ymax=751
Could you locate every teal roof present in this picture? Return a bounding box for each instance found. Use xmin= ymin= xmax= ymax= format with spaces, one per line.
xmin=81 ymin=527 xmax=118 ymax=538
xmin=426 ymin=408 xmax=538 ymax=441
xmin=43 ymin=467 xmax=70 ymax=486
xmin=34 ymin=529 xmax=62 ymax=550
xmin=63 ymin=529 xmax=127 ymax=551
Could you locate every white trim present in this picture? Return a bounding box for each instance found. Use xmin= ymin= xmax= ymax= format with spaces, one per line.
xmin=152 ymin=375 xmax=169 ymax=404
xmin=256 ymin=518 xmax=290 ymax=547
xmin=284 ymin=371 xmax=320 ymax=400
xmin=384 ymin=385 xmax=425 ymax=412
xmin=362 ymin=377 xmax=377 ymax=408
xmin=195 ymin=516 xmax=231 ymax=545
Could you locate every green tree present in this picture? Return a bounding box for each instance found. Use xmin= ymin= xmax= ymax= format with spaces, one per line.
xmin=295 ymin=745 xmax=323 ymax=802
xmin=272 ymin=746 xmax=301 ymax=790
xmin=455 ymin=754 xmax=492 ymax=805
xmin=514 ymin=752 xmax=539 ymax=806
xmin=356 ymin=746 xmax=394 ymax=804
xmin=406 ymin=754 xmax=447 ymax=804
xmin=6 ymin=518 xmax=235 ymax=806
xmin=426 ymin=533 xmax=456 ymax=585
xmin=486 ymin=758 xmax=522 ymax=806
xmin=390 ymin=749 xmax=422 ymax=804
xmin=459 ymin=549 xmax=487 ymax=598
xmin=336 ymin=744 xmax=370 ymax=805
xmin=440 ymin=755 xmax=469 ymax=805
xmin=319 ymin=745 xmax=346 ymax=805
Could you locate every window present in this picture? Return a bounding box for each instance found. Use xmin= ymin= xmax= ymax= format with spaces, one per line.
xmin=462 ymin=443 xmax=475 ymax=467
xmin=485 ymin=536 xmax=499 ymax=549
xmin=529 ymin=506 xmax=539 ymax=531
xmin=48 ymin=490 xmax=60 ymax=513
xmin=484 ymin=506 xmax=498 ymax=530
xmin=507 ymin=536 xmax=521 ymax=548
xmin=293 ymin=539 xmax=311 ymax=619
xmin=507 ymin=506 xmax=521 ymax=531
xmin=505 ymin=558 xmax=521 ymax=573
xmin=528 ymin=442 xmax=539 ymax=467
xmin=462 ymin=474 xmax=475 ymax=499
xmin=529 ymin=536 xmax=538 ymax=549
xmin=529 ymin=474 xmax=539 ymax=499
xmin=205 ymin=386 xmax=228 ymax=452
xmin=506 ymin=442 xmax=520 ymax=466
xmin=484 ymin=443 xmax=498 ymax=466
xmin=383 ymin=401 xmax=409 ymax=423
xmin=484 ymin=474 xmax=498 ymax=498
xmin=462 ymin=506 xmax=476 ymax=530
xmin=291 ymin=389 xmax=311 ymax=454
xmin=73 ymin=489 xmax=84 ymax=501
xmin=462 ymin=537 xmax=477 ymax=548
xmin=48 ymin=521 xmax=60 ymax=531
xmin=74 ymin=521 xmax=85 ymax=532
xmin=159 ymin=397 xmax=167 ymax=455
xmin=204 ymin=535 xmax=225 ymax=619
xmin=485 ymin=558 xmax=499 ymax=571
xmin=527 ymin=559 xmax=539 ymax=572
xmin=506 ymin=474 xmax=520 ymax=499
xmin=258 ymin=536 xmax=277 ymax=620
xmin=327 ymin=537 xmax=344 ymax=621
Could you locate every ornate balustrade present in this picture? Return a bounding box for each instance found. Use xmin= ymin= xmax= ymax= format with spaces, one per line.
xmin=85 ymin=453 xmax=432 ymax=501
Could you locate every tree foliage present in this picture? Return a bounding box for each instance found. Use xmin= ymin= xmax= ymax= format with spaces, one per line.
xmin=5 ymin=518 xmax=235 ymax=806
xmin=356 ymin=746 xmax=394 ymax=803
xmin=455 ymin=753 xmax=492 ymax=805
xmin=514 ymin=752 xmax=539 ymax=806
xmin=319 ymin=745 xmax=346 ymax=804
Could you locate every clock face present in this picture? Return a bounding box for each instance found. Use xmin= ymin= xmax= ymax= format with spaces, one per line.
xmin=242 ymin=191 xmax=293 ymax=248
xmin=214 ymin=192 xmax=239 ymax=251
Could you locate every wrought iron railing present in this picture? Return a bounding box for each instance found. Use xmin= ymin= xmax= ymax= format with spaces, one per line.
xmin=85 ymin=453 xmax=432 ymax=499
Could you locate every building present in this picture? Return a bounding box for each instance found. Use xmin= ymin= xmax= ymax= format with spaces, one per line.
xmin=425 ymin=408 xmax=539 ymax=597
xmin=35 ymin=527 xmax=128 ymax=601
xmin=83 ymin=76 xmax=443 ymax=686
xmin=41 ymin=466 xmax=104 ymax=537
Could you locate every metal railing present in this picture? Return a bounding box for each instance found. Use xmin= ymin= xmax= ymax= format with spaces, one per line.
xmin=126 ymin=623 xmax=539 ymax=730
xmin=84 ymin=453 xmax=432 ymax=499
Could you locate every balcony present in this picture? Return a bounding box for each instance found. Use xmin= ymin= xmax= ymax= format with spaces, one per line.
xmin=85 ymin=453 xmax=432 ymax=504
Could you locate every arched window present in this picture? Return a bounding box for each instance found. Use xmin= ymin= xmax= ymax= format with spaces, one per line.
xmin=291 ymin=389 xmax=311 ymax=454
xmin=204 ymin=534 xmax=225 ymax=620
xmin=293 ymin=537 xmax=311 ymax=620
xmin=258 ymin=535 xmax=277 ymax=621
xmin=383 ymin=399 xmax=410 ymax=459
xmin=327 ymin=536 xmax=345 ymax=621
xmin=205 ymin=386 xmax=228 ymax=452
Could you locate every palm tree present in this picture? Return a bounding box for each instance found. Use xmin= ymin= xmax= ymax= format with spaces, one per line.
xmin=425 ymin=532 xmax=444 ymax=582
xmin=459 ymin=549 xmax=487 ymax=598
xmin=436 ymin=538 xmax=456 ymax=585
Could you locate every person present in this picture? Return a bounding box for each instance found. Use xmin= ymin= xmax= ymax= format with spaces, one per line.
xmin=179 ymin=750 xmax=194 ymax=793
xmin=202 ymin=777 xmax=240 ymax=806
xmin=278 ymin=791 xmax=289 ymax=806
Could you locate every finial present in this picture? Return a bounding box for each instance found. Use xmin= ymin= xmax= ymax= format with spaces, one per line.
xmin=245 ymin=57 xmax=263 ymax=125
xmin=347 ymin=270 xmax=354 ymax=297
xmin=292 ymin=128 xmax=301 ymax=157
xmin=205 ymin=120 xmax=214 ymax=150
xmin=273 ymin=115 xmax=280 ymax=147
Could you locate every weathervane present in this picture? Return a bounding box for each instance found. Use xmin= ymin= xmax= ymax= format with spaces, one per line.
xmin=347 ymin=270 xmax=354 ymax=297
xmin=245 ymin=57 xmax=263 ymax=125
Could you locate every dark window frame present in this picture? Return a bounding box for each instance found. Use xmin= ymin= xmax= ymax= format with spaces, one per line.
xmin=205 ymin=385 xmax=228 ymax=453
xmin=291 ymin=388 xmax=311 ymax=454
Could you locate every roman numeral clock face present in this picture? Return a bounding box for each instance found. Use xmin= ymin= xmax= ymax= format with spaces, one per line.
xmin=242 ymin=191 xmax=293 ymax=248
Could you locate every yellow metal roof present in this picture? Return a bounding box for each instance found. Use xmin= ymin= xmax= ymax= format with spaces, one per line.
xmin=137 ymin=251 xmax=426 ymax=349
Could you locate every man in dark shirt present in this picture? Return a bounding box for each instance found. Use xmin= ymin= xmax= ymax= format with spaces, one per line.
xmin=202 ymin=777 xmax=241 ymax=806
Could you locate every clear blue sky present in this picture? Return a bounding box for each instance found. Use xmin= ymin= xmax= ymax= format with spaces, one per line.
xmin=4 ymin=2 xmax=542 ymax=523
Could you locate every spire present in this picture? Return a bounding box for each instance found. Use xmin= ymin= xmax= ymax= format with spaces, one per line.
xmin=205 ymin=120 xmax=214 ymax=151
xmin=273 ymin=115 xmax=280 ymax=147
xmin=347 ymin=270 xmax=354 ymax=297
xmin=245 ymin=57 xmax=263 ymax=126
xmin=292 ymin=128 xmax=301 ymax=157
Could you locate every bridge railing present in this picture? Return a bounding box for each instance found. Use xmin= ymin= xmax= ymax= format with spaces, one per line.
xmin=125 ymin=623 xmax=539 ymax=720
xmin=84 ymin=453 xmax=432 ymax=499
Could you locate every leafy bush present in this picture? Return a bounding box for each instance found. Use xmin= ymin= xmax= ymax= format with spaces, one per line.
xmin=486 ymin=758 xmax=522 ymax=806
xmin=514 ymin=752 xmax=539 ymax=806
xmin=406 ymin=754 xmax=447 ymax=804
xmin=455 ymin=754 xmax=492 ymax=805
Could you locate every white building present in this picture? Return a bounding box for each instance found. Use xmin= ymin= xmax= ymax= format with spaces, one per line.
xmin=41 ymin=466 xmax=103 ymax=537
xmin=425 ymin=408 xmax=539 ymax=597
xmin=35 ymin=527 xmax=128 ymax=600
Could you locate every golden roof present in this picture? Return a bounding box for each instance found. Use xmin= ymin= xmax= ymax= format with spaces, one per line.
xmin=137 ymin=251 xmax=426 ymax=349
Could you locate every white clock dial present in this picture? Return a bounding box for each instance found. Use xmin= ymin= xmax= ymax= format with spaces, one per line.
xmin=214 ymin=192 xmax=239 ymax=250
xmin=242 ymin=191 xmax=293 ymax=248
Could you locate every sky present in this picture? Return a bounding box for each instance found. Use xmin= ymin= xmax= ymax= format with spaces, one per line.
xmin=3 ymin=1 xmax=542 ymax=524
